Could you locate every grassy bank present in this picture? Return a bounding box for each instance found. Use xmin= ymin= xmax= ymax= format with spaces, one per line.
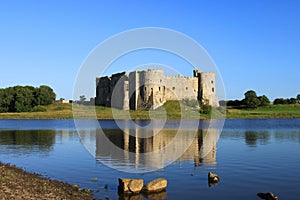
xmin=0 ymin=162 xmax=93 ymax=200
xmin=0 ymin=102 xmax=299 ymax=119
xmin=226 ymin=104 xmax=300 ymax=119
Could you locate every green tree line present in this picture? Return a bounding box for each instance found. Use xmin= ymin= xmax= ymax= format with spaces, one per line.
xmin=225 ymin=90 xmax=300 ymax=109
xmin=0 ymin=85 xmax=56 ymax=112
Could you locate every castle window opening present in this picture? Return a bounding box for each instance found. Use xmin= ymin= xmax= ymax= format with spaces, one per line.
xmin=96 ymin=69 xmax=218 ymax=110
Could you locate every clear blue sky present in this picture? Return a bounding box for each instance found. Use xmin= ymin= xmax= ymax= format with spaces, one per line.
xmin=0 ymin=0 xmax=299 ymax=101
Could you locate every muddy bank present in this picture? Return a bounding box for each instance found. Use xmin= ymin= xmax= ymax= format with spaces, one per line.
xmin=0 ymin=162 xmax=93 ymax=200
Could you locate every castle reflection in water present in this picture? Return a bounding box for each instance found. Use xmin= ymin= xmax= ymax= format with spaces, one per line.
xmin=82 ymin=126 xmax=220 ymax=171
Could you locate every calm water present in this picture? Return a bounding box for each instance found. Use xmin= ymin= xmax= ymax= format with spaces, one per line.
xmin=0 ymin=119 xmax=300 ymax=199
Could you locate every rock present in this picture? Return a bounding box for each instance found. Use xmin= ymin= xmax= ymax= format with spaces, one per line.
xmin=142 ymin=190 xmax=167 ymax=199
xmin=257 ymin=192 xmax=279 ymax=200
xmin=118 ymin=178 xmax=144 ymax=194
xmin=142 ymin=178 xmax=167 ymax=193
xmin=208 ymin=172 xmax=220 ymax=187
xmin=118 ymin=193 xmax=143 ymax=200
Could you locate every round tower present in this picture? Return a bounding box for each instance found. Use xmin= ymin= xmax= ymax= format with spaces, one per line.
xmin=140 ymin=69 xmax=164 ymax=109
xmin=200 ymin=72 xmax=219 ymax=106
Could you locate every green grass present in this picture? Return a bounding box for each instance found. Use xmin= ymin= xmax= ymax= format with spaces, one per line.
xmin=0 ymin=102 xmax=299 ymax=119
xmin=226 ymin=104 xmax=300 ymax=119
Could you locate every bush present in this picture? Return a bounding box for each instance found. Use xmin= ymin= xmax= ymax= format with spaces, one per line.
xmin=227 ymin=99 xmax=243 ymax=107
xmin=258 ymin=95 xmax=270 ymax=106
xmin=274 ymin=98 xmax=297 ymax=105
xmin=32 ymin=105 xmax=47 ymax=112
xmin=200 ymin=104 xmax=212 ymax=114
xmin=289 ymin=98 xmax=297 ymax=104
xmin=217 ymin=106 xmax=227 ymax=114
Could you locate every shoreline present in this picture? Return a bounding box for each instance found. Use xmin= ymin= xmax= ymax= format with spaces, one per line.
xmin=0 ymin=103 xmax=299 ymax=120
xmin=0 ymin=162 xmax=94 ymax=200
xmin=0 ymin=116 xmax=300 ymax=120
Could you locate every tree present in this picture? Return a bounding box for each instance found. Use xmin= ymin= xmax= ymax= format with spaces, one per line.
xmin=200 ymin=104 xmax=212 ymax=114
xmin=244 ymin=90 xmax=260 ymax=108
xmin=227 ymin=99 xmax=243 ymax=107
xmin=13 ymin=86 xmax=35 ymax=112
xmin=79 ymin=95 xmax=86 ymax=102
xmin=274 ymin=98 xmax=283 ymax=105
xmin=297 ymin=94 xmax=300 ymax=104
xmin=35 ymin=85 xmax=56 ymax=106
xmin=0 ymin=88 xmax=14 ymax=112
xmin=258 ymin=95 xmax=270 ymax=106
xmin=290 ymin=98 xmax=297 ymax=104
xmin=0 ymin=85 xmax=56 ymax=112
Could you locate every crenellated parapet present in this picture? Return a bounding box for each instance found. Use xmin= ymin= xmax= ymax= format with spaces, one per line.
xmin=96 ymin=68 xmax=218 ymax=110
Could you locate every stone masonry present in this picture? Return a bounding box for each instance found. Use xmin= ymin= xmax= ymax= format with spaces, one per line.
xmin=95 ymin=69 xmax=218 ymax=110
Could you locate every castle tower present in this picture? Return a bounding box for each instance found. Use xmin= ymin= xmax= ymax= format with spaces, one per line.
xmin=96 ymin=69 xmax=219 ymax=110
xmin=199 ymin=72 xmax=219 ymax=106
xmin=142 ymin=69 xmax=165 ymax=109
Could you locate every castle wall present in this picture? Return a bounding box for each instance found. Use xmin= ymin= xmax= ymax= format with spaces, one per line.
xmin=95 ymin=76 xmax=111 ymax=106
xmin=111 ymin=74 xmax=129 ymax=110
xmin=163 ymin=76 xmax=198 ymax=101
xmin=96 ymin=72 xmax=129 ymax=109
xmin=129 ymin=71 xmax=139 ymax=110
xmin=96 ymin=69 xmax=219 ymax=110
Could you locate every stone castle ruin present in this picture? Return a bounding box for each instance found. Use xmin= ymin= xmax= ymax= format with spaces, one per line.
xmin=95 ymin=69 xmax=218 ymax=110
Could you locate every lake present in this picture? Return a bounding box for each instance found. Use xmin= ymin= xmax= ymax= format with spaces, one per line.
xmin=0 ymin=119 xmax=300 ymax=199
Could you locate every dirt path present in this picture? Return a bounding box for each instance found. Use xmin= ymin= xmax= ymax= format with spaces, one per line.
xmin=0 ymin=162 xmax=93 ymax=200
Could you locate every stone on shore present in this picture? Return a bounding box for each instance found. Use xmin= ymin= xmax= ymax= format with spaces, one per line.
xmin=118 ymin=193 xmax=143 ymax=200
xmin=257 ymin=192 xmax=279 ymax=200
xmin=142 ymin=190 xmax=167 ymax=199
xmin=142 ymin=178 xmax=167 ymax=193
xmin=208 ymin=172 xmax=220 ymax=186
xmin=0 ymin=162 xmax=93 ymax=200
xmin=118 ymin=178 xmax=144 ymax=194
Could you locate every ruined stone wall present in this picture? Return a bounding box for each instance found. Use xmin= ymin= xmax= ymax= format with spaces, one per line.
xmin=96 ymin=69 xmax=219 ymax=110
xmin=111 ymin=74 xmax=129 ymax=110
xmin=96 ymin=72 xmax=129 ymax=109
xmin=95 ymin=76 xmax=110 ymax=106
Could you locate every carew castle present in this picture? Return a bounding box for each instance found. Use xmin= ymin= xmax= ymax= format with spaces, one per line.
xmin=95 ymin=69 xmax=218 ymax=110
